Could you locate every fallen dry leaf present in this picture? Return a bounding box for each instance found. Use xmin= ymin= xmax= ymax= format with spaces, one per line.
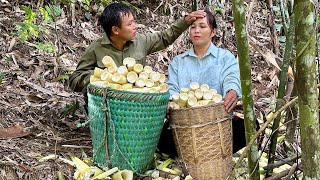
xmin=0 ymin=124 xmax=31 ymax=139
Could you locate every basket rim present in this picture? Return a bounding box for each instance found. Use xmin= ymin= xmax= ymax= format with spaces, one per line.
xmin=169 ymin=101 xmax=226 ymax=113
xmin=87 ymin=83 xmax=169 ymax=97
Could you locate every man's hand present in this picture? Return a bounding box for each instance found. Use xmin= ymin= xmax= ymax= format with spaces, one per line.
xmin=184 ymin=10 xmax=206 ymax=25
xmin=224 ymin=89 xmax=238 ymax=114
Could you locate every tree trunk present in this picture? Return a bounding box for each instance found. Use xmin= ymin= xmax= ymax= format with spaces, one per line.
xmin=266 ymin=13 xmax=295 ymax=177
xmin=294 ymin=0 xmax=320 ymax=178
xmin=232 ymin=0 xmax=259 ymax=179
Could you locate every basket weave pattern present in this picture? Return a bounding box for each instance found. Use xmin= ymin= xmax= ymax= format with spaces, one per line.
xmin=87 ymin=84 xmax=169 ymax=173
xmin=170 ymin=103 xmax=232 ymax=180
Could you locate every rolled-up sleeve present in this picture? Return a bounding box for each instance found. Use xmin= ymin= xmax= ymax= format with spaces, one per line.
xmin=144 ymin=18 xmax=189 ymax=54
xmin=167 ymin=57 xmax=180 ymax=97
xmin=221 ymin=51 xmax=242 ymax=98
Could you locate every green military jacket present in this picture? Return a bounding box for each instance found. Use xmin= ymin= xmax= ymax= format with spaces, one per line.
xmin=69 ymin=18 xmax=189 ymax=93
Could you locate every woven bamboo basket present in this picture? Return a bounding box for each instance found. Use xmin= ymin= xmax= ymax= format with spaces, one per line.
xmin=87 ymin=84 xmax=169 ymax=173
xmin=170 ymin=102 xmax=232 ymax=180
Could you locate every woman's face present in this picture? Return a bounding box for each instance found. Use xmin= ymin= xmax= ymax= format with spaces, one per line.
xmin=189 ymin=16 xmax=215 ymax=46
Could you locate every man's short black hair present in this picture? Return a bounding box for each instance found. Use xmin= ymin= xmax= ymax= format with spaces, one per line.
xmin=99 ymin=3 xmax=133 ymax=37
xmin=205 ymin=10 xmax=217 ymax=30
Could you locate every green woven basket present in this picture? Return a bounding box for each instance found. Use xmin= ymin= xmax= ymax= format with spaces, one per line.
xmin=87 ymin=84 xmax=169 ymax=173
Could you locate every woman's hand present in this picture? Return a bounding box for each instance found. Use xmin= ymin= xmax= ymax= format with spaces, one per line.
xmin=224 ymin=89 xmax=238 ymax=113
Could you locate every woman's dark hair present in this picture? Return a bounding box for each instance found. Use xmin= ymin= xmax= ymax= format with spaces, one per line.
xmin=204 ymin=9 xmax=217 ymax=29
xmin=99 ymin=3 xmax=132 ymax=37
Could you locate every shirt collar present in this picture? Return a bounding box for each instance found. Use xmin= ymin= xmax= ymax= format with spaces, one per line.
xmin=101 ymin=33 xmax=136 ymax=46
xmin=185 ymin=42 xmax=218 ymax=58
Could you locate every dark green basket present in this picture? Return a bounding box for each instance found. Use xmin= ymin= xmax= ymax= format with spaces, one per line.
xmin=87 ymin=84 xmax=169 ymax=173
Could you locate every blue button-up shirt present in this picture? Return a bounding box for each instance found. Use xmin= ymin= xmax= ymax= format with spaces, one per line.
xmin=167 ymin=43 xmax=242 ymax=98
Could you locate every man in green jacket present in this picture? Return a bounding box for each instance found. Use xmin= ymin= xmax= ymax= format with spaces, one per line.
xmin=69 ymin=3 xmax=205 ymax=97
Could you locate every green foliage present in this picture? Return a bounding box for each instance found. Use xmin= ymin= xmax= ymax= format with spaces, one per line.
xmin=15 ymin=21 xmax=45 ymax=42
xmin=0 ymin=72 xmax=6 ymax=85
xmin=34 ymin=42 xmax=57 ymax=53
xmin=22 ymin=5 xmax=37 ymax=23
xmin=60 ymin=101 xmax=80 ymax=117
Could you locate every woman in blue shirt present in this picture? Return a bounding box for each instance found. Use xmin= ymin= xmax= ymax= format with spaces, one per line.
xmin=158 ymin=10 xmax=247 ymax=156
xmin=167 ymin=10 xmax=241 ymax=113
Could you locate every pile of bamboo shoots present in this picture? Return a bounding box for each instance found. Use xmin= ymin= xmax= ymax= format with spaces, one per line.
xmin=169 ymin=82 xmax=223 ymax=109
xmin=90 ymin=56 xmax=169 ymax=93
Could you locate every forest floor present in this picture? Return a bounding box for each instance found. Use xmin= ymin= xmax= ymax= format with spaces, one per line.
xmin=0 ymin=0 xmax=297 ymax=179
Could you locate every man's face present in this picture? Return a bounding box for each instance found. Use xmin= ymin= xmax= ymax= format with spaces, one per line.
xmin=116 ymin=13 xmax=137 ymax=41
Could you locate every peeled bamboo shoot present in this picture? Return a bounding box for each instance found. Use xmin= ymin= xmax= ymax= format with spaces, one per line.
xmin=108 ymin=65 xmax=118 ymax=74
xmin=135 ymin=78 xmax=145 ymax=88
xmin=102 ymin=55 xmax=116 ymax=67
xmin=143 ymin=65 xmax=153 ymax=73
xmin=139 ymin=72 xmax=149 ymax=80
xmin=93 ymin=67 xmax=104 ymax=78
xmin=187 ymin=97 xmax=197 ymax=108
xmin=145 ymin=79 xmax=155 ymax=87
xmin=127 ymin=71 xmax=138 ymax=83
xmin=178 ymin=93 xmax=188 ymax=107
xmin=203 ymin=91 xmax=214 ymax=100
xmin=200 ymin=84 xmax=210 ymax=92
xmin=90 ymin=75 xmax=101 ymax=82
xmin=212 ymin=94 xmax=223 ymax=103
xmin=117 ymin=66 xmax=128 ymax=76
xmin=123 ymin=57 xmax=136 ymax=71
xmin=133 ymin=64 xmax=144 ymax=73
xmin=159 ymin=74 xmax=166 ymax=83
xmin=150 ymin=72 xmax=160 ymax=82
xmin=194 ymin=89 xmax=203 ymax=100
xmin=172 ymin=93 xmax=179 ymax=103
xmin=112 ymin=73 xmax=127 ymax=84
xmin=180 ymin=88 xmax=189 ymax=94
xmin=122 ymin=83 xmax=133 ymax=90
xmin=190 ymin=82 xmax=200 ymax=91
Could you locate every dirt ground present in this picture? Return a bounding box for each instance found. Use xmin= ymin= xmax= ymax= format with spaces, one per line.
xmin=0 ymin=0 xmax=289 ymax=179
